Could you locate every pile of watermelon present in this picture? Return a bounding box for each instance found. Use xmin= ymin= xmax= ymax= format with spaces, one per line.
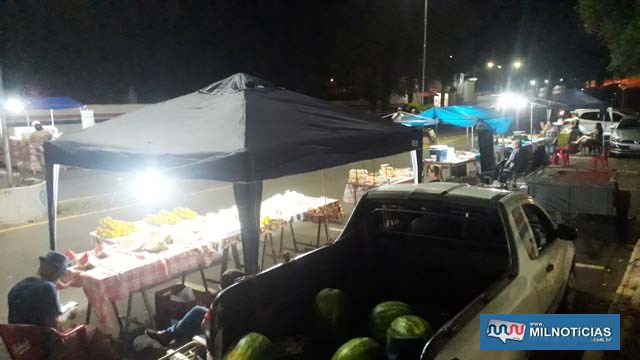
xmin=223 ymin=288 xmax=434 ymax=359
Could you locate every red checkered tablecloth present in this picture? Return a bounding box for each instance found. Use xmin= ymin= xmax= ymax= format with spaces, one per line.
xmin=67 ymin=241 xmax=220 ymax=334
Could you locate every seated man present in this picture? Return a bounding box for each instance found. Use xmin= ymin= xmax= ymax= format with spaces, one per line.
xmin=9 ymin=251 xmax=73 ymax=328
xmin=8 ymin=251 xmax=117 ymax=359
xmin=145 ymin=269 xmax=245 ymax=346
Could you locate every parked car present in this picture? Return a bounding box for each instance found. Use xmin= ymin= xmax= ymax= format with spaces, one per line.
xmin=572 ymin=108 xmax=638 ymax=136
xmin=611 ymin=116 xmax=640 ymax=156
xmin=208 ymin=183 xmax=577 ymax=360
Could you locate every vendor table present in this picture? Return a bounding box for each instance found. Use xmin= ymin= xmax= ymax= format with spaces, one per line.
xmin=68 ymin=193 xmax=342 ymax=336
xmin=423 ymin=154 xmax=478 ymax=181
xmin=342 ymin=176 xmax=414 ymax=204
xmin=66 ymin=239 xmax=226 ymax=336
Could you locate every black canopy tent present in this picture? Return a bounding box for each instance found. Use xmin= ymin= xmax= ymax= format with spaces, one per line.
xmin=44 ymin=73 xmax=423 ymax=274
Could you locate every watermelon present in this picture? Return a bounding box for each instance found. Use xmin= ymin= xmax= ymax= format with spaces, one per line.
xmin=331 ymin=337 xmax=383 ymax=360
xmin=312 ymin=288 xmax=350 ymax=342
xmin=368 ymin=301 xmax=413 ymax=343
xmin=386 ymin=315 xmax=433 ymax=343
xmin=224 ymin=332 xmax=272 ymax=360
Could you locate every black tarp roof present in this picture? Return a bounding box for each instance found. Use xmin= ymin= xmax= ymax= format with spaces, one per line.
xmin=44 ymin=73 xmax=422 ymax=181
xmin=44 ymin=73 xmax=423 ymax=273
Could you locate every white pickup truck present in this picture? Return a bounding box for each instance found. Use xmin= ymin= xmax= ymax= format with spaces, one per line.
xmin=208 ymin=183 xmax=577 ymax=359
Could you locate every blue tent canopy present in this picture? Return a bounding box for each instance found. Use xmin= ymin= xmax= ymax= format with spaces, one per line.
xmin=396 ymin=112 xmax=438 ymax=127
xmin=29 ymin=97 xmax=82 ymax=110
xmin=405 ymin=105 xmax=512 ymax=134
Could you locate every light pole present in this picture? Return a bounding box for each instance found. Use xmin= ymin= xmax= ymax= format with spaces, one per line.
xmin=1 ymin=97 xmax=25 ymax=187
xmin=420 ymin=0 xmax=428 ymax=105
xmin=0 ymin=107 xmax=12 ymax=187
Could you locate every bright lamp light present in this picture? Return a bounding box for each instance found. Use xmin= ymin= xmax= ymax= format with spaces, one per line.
xmin=486 ymin=61 xmax=495 ymax=69
xmin=131 ymin=170 xmax=171 ymax=203
xmin=529 ymin=79 xmax=537 ymax=86
xmin=512 ymin=60 xmax=523 ymax=70
xmin=4 ymin=97 xmax=25 ymax=114
xmin=497 ymin=92 xmax=528 ymax=111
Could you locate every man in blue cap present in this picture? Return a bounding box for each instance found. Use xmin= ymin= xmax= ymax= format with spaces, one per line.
xmin=7 ymin=251 xmax=118 ymax=358
xmin=8 ymin=251 xmax=73 ymax=328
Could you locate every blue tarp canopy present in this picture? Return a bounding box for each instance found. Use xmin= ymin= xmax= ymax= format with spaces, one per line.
xmin=29 ymin=97 xmax=82 ymax=110
xmin=395 ymin=112 xmax=438 ymax=127
xmin=404 ymin=105 xmax=512 ymax=134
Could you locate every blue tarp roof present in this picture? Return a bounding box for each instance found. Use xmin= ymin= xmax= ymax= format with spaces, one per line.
xmin=404 ymin=105 xmax=512 ymax=134
xmin=28 ymin=97 xmax=82 ymax=110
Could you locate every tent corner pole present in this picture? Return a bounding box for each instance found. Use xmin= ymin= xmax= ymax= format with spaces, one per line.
xmin=44 ymin=157 xmax=59 ymax=251
xmin=233 ymin=181 xmax=263 ymax=275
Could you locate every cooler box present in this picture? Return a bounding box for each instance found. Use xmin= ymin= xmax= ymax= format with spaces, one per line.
xmin=428 ymin=145 xmax=448 ymax=162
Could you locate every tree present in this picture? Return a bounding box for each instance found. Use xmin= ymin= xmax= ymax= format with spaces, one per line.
xmin=577 ymin=0 xmax=640 ymax=76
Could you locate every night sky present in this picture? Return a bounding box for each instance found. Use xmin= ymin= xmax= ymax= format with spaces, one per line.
xmin=0 ymin=0 xmax=608 ymax=104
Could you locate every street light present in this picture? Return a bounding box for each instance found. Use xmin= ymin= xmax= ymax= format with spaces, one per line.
xmin=497 ymin=92 xmax=528 ymax=133
xmin=329 ymin=78 xmax=334 ymax=83
xmin=486 ymin=61 xmax=495 ymax=69
xmin=544 ymin=79 xmax=550 ymax=84
xmin=512 ymin=60 xmax=523 ymax=70
xmin=497 ymin=65 xmax=503 ymax=69
xmin=559 ymin=78 xmax=564 ymax=82
xmin=4 ymin=97 xmax=25 ymax=114
xmin=529 ymin=79 xmax=537 ymax=86
xmin=497 ymin=92 xmax=527 ymax=111
xmin=131 ymin=170 xmax=171 ymax=204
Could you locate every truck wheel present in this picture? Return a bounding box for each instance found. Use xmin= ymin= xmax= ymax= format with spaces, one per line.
xmin=557 ymin=270 xmax=576 ymax=313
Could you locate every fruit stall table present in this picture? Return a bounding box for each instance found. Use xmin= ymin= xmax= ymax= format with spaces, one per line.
xmin=66 ymin=237 xmax=229 ymax=337
xmin=342 ymin=167 xmax=414 ymax=204
xmin=67 ymin=192 xmax=344 ymax=337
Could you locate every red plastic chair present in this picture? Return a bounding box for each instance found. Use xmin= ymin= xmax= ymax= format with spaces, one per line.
xmin=591 ymin=146 xmax=609 ymax=170
xmin=551 ymin=147 xmax=570 ymax=167
xmin=0 ymin=324 xmax=88 ymax=360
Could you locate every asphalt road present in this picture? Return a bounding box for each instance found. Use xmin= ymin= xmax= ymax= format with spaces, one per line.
xmin=0 ymin=128 xmax=637 ymax=359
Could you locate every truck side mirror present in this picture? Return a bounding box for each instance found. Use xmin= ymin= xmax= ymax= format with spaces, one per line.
xmin=556 ymin=224 xmax=577 ymax=241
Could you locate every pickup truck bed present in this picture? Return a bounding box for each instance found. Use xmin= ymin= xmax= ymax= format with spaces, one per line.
xmin=210 ymin=191 xmax=513 ymax=358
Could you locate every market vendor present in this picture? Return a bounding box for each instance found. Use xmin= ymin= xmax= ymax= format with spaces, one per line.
xmin=7 ymin=251 xmax=118 ymax=359
xmin=8 ymin=251 xmax=72 ymax=328
xmin=145 ymin=269 xmax=245 ymax=346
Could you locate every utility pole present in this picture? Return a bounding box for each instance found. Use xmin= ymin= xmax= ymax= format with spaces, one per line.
xmin=0 ymin=64 xmax=13 ymax=187
xmin=420 ymin=0 xmax=428 ymax=105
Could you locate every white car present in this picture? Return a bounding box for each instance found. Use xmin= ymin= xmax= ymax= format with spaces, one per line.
xmin=572 ymin=108 xmax=637 ymax=136
xmin=209 ymin=183 xmax=577 ymax=360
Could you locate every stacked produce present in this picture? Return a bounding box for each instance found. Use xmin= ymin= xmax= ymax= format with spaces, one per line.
xmin=224 ymin=332 xmax=273 ymax=360
xmin=172 ymin=207 xmax=198 ymax=220
xmin=224 ymin=288 xmax=434 ymax=359
xmin=145 ymin=209 xmax=183 ymax=226
xmin=96 ymin=217 xmax=138 ymax=238
xmin=368 ymin=301 xmax=413 ymax=343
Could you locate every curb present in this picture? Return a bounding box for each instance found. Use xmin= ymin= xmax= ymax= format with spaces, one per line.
xmin=582 ymin=238 xmax=640 ymax=359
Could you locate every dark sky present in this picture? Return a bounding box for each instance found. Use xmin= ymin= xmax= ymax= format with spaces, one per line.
xmin=0 ymin=0 xmax=608 ymax=104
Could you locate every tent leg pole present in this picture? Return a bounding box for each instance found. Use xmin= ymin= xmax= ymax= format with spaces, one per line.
xmin=233 ymin=181 xmax=263 ymax=275
xmin=45 ymin=158 xmax=59 ymax=251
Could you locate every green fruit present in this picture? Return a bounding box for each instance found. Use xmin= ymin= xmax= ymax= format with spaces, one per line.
xmin=368 ymin=301 xmax=412 ymax=343
xmin=313 ymin=288 xmax=350 ymax=341
xmin=386 ymin=315 xmax=433 ymax=343
xmin=331 ymin=337 xmax=383 ymax=360
xmin=224 ymin=332 xmax=272 ymax=360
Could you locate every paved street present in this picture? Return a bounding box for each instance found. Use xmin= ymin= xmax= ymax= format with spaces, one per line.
xmin=0 ymin=128 xmax=639 ymax=359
